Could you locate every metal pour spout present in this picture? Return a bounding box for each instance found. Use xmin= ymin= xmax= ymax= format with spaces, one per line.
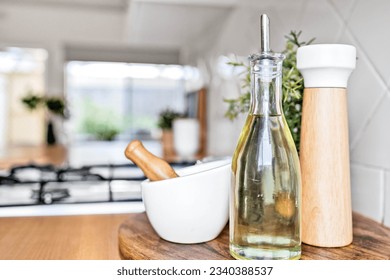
xmin=260 ymin=14 xmax=270 ymax=53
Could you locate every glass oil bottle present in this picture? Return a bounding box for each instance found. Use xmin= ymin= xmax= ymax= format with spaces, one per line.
xmin=229 ymin=14 xmax=301 ymax=260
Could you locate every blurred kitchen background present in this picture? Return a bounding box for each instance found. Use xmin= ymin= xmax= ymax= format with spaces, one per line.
xmin=0 ymin=0 xmax=389 ymax=227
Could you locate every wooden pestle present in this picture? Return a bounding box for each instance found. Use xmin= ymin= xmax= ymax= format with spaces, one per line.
xmin=124 ymin=140 xmax=178 ymax=181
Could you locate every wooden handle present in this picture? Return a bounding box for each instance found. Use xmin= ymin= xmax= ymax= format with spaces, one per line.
xmin=300 ymin=88 xmax=352 ymax=247
xmin=125 ymin=140 xmax=178 ymax=181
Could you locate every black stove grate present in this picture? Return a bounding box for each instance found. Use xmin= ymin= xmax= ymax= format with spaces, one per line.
xmin=0 ymin=161 xmax=194 ymax=206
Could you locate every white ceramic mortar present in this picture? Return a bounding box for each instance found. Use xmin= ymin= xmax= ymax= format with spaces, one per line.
xmin=141 ymin=159 xmax=231 ymax=244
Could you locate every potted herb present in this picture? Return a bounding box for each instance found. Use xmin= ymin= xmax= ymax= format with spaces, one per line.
xmin=21 ymin=92 xmax=67 ymax=145
xmin=224 ymin=31 xmax=314 ymax=152
xmin=157 ymin=109 xmax=182 ymax=158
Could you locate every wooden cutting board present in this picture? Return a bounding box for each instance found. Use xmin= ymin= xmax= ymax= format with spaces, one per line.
xmin=118 ymin=213 xmax=232 ymax=260
xmin=118 ymin=212 xmax=390 ymax=260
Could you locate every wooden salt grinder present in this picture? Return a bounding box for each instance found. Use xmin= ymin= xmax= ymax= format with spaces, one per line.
xmin=124 ymin=140 xmax=178 ymax=181
xmin=297 ymin=44 xmax=356 ymax=247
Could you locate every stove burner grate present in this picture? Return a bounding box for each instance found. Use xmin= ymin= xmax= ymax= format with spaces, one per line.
xmin=0 ymin=161 xmax=194 ymax=206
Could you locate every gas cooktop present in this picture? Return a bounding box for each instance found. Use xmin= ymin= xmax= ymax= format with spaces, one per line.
xmin=0 ymin=161 xmax=194 ymax=217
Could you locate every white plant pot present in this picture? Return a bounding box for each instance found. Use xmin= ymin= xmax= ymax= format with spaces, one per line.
xmin=173 ymin=118 xmax=199 ymax=159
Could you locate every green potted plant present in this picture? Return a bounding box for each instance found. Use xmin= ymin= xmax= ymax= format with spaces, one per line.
xmin=81 ymin=116 xmax=121 ymax=141
xmin=157 ymin=109 xmax=183 ymax=158
xmin=79 ymin=100 xmax=121 ymax=141
xmin=224 ymin=31 xmax=314 ymax=152
xmin=21 ymin=92 xmax=67 ymax=145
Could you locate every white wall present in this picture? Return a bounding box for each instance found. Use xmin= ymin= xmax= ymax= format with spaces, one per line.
xmin=188 ymin=0 xmax=390 ymax=226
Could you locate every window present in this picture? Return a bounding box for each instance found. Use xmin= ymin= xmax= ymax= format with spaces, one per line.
xmin=0 ymin=47 xmax=47 ymax=150
xmin=66 ymin=61 xmax=199 ymax=143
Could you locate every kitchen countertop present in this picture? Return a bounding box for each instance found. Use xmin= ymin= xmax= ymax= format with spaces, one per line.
xmin=0 ymin=142 xmax=199 ymax=170
xmin=0 ymin=212 xmax=389 ymax=260
xmin=0 ymin=145 xmax=67 ymax=170
xmin=0 ymin=214 xmax=127 ymax=259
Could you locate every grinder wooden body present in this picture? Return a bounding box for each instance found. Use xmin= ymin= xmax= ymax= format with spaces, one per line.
xmin=297 ymin=44 xmax=356 ymax=247
xmin=300 ymin=88 xmax=352 ymax=247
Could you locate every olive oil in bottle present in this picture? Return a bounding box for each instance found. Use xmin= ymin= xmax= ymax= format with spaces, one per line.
xmin=229 ymin=14 xmax=301 ymax=260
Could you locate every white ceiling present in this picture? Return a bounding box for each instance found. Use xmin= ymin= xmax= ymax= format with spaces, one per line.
xmin=126 ymin=0 xmax=234 ymax=48
xmin=0 ymin=0 xmax=254 ymax=65
xmin=0 ymin=0 xmax=129 ymax=10
xmin=0 ymin=0 xmax=238 ymax=49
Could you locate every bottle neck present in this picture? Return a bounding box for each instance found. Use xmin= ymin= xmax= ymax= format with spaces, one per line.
xmin=249 ymin=54 xmax=284 ymax=116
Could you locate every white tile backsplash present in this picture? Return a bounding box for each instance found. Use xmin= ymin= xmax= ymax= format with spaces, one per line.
xmin=270 ymin=3 xmax=307 ymax=52
xmin=215 ymin=6 xmax=258 ymax=56
xmin=351 ymin=94 xmax=390 ymax=170
xmin=336 ymin=31 xmax=387 ymax=147
xmin=342 ymin=0 xmax=390 ymax=226
xmin=385 ymin=172 xmax=390 ymax=227
xmin=351 ymin=164 xmax=384 ymax=222
xmin=297 ymin=0 xmax=343 ymax=44
xmin=327 ymin=0 xmax=357 ymax=21
xmin=348 ymin=0 xmax=390 ymax=82
xmin=290 ymin=0 xmax=390 ymax=225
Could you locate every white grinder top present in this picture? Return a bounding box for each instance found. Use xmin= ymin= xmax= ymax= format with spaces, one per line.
xmin=297 ymin=44 xmax=356 ymax=88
